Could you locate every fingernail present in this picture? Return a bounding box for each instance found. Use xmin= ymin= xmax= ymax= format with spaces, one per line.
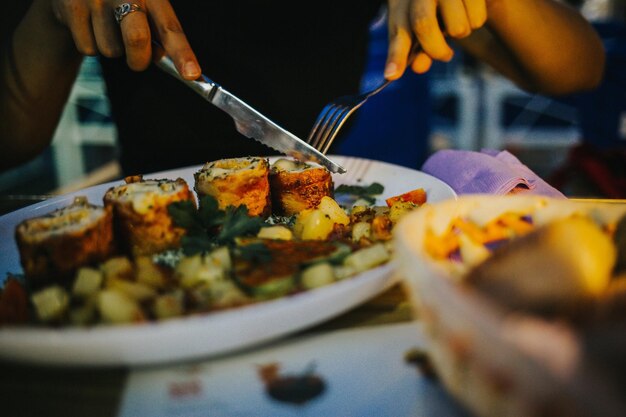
xmin=183 ymin=61 xmax=200 ymax=78
xmin=384 ymin=62 xmax=398 ymax=78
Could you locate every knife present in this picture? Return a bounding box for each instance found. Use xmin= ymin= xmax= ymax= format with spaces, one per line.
xmin=152 ymin=47 xmax=346 ymax=174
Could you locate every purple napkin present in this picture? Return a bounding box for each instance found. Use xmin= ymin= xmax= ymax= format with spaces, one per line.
xmin=421 ymin=149 xmax=566 ymax=198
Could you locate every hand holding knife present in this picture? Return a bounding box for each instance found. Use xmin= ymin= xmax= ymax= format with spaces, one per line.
xmin=151 ymin=44 xmax=346 ymax=174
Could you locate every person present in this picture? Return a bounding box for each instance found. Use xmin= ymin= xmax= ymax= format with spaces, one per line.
xmin=0 ymin=0 xmax=605 ymax=175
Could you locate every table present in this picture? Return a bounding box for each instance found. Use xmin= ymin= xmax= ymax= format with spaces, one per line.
xmin=2 ymin=283 xmax=456 ymax=417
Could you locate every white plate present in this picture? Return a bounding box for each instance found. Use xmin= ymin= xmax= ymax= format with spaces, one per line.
xmin=0 ymin=156 xmax=456 ymax=367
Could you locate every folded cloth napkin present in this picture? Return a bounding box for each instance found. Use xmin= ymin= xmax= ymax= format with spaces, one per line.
xmin=421 ymin=149 xmax=566 ymax=198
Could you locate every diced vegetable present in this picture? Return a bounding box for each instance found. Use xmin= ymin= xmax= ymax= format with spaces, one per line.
xmin=101 ymin=256 xmax=134 ymax=284
xmin=72 ymin=267 xmax=103 ymax=298
xmin=385 ymin=188 xmax=426 ymax=207
xmin=108 ymin=278 xmax=157 ymax=302
xmin=258 ymin=225 xmax=293 ymax=240
xmin=344 ymin=243 xmax=390 ymax=273
xmin=31 ymin=286 xmax=69 ymax=322
xmin=294 ymin=209 xmax=335 ymax=240
xmin=98 ymin=290 xmax=144 ymax=323
xmin=152 ymin=290 xmax=184 ymax=319
xmin=135 ymin=256 xmax=168 ymax=288
xmin=351 ymin=221 xmax=371 ymax=243
xmin=317 ymin=196 xmax=350 ymax=226
xmin=301 ymin=262 xmax=335 ymax=289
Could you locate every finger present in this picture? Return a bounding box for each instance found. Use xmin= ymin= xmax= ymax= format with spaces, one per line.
xmin=463 ymin=0 xmax=487 ymax=29
xmin=411 ymin=52 xmax=433 ymax=74
xmin=55 ymin=0 xmax=98 ymax=55
xmin=92 ymin=1 xmax=123 ymax=57
xmin=118 ymin=2 xmax=152 ymax=71
xmin=385 ymin=0 xmax=414 ymax=80
xmin=440 ymin=0 xmax=471 ymax=38
xmin=148 ymin=0 xmax=200 ymax=79
xmin=410 ymin=0 xmax=453 ymax=61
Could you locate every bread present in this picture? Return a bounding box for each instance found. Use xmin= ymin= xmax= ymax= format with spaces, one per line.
xmin=15 ymin=196 xmax=115 ymax=286
xmin=269 ymin=158 xmax=333 ymax=216
xmin=194 ymin=157 xmax=271 ymax=217
xmin=104 ymin=176 xmax=196 ymax=257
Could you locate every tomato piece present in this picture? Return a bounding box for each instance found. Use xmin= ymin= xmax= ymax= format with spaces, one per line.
xmin=0 ymin=277 xmax=29 ymax=325
xmin=385 ymin=188 xmax=427 ymax=207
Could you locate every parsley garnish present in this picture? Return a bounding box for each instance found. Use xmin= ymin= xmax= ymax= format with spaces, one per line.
xmin=168 ymin=195 xmax=265 ymax=255
xmin=335 ymin=182 xmax=384 ymax=204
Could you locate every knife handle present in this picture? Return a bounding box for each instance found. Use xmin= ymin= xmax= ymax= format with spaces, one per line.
xmin=152 ymin=44 xmax=219 ymax=102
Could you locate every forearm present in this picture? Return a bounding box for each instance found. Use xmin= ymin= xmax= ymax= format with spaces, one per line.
xmin=0 ymin=0 xmax=83 ymax=171
xmin=458 ymin=0 xmax=605 ymax=95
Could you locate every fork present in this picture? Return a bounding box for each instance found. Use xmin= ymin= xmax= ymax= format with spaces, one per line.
xmin=306 ymin=79 xmax=392 ymax=154
xmin=306 ymin=48 xmax=419 ymax=154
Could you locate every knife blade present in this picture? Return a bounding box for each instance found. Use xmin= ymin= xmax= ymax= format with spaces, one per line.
xmin=153 ymin=50 xmax=346 ymax=174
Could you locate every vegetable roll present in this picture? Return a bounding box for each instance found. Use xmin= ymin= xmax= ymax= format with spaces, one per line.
xmin=15 ymin=196 xmax=115 ymax=287
xmin=104 ymin=176 xmax=195 ymax=257
xmin=269 ymin=158 xmax=333 ymax=216
xmin=194 ymin=157 xmax=271 ymax=217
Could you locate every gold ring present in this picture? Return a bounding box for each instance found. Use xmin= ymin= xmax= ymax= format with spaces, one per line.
xmin=114 ymin=3 xmax=142 ymax=24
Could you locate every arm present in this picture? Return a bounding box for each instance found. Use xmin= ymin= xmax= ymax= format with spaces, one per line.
xmin=0 ymin=0 xmax=83 ymax=171
xmin=385 ymin=0 xmax=605 ymax=95
xmin=0 ymin=0 xmax=201 ymax=172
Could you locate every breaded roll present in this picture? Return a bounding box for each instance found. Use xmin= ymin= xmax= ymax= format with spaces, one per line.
xmin=104 ymin=176 xmax=196 ymax=257
xmin=15 ymin=196 xmax=115 ymax=286
xmin=194 ymin=157 xmax=271 ymax=217
xmin=269 ymin=158 xmax=333 ymax=216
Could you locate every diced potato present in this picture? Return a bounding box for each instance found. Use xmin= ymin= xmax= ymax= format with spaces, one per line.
xmin=98 ymin=289 xmax=144 ymax=323
xmin=334 ymin=264 xmax=357 ymax=280
xmin=389 ymin=201 xmax=418 ymax=224
xmin=343 ymin=243 xmax=390 ymax=273
xmin=176 ymin=250 xmax=230 ymax=288
xmin=257 ymin=225 xmax=293 ymax=240
xmin=135 ymin=256 xmax=168 ymax=289
xmin=107 ymin=278 xmax=157 ymax=301
xmin=189 ymin=280 xmax=250 ymax=309
xmin=101 ymin=256 xmax=134 ymax=284
xmin=72 ymin=267 xmax=103 ymax=298
xmin=208 ymin=246 xmax=232 ymax=272
xmin=152 ymin=290 xmax=184 ymax=320
xmin=301 ymin=262 xmax=335 ymax=289
xmin=317 ymin=196 xmax=350 ymax=225
xmin=294 ymin=209 xmax=335 ymax=240
xmin=175 ymin=254 xmax=202 ymax=286
xmin=31 ymin=285 xmax=69 ymax=322
xmin=207 ymin=280 xmax=250 ymax=308
xmin=351 ymin=221 xmax=371 ymax=243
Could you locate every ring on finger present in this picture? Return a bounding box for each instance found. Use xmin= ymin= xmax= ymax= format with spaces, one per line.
xmin=114 ymin=3 xmax=143 ymax=24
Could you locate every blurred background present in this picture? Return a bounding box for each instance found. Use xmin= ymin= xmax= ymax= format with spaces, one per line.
xmin=1 ymin=0 xmax=624 ymax=213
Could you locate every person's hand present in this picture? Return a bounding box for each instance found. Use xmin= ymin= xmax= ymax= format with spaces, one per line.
xmin=385 ymin=0 xmax=488 ymax=79
xmin=50 ymin=0 xmax=201 ymax=79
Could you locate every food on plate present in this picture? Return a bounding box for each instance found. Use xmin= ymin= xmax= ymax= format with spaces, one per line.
xmin=395 ymin=196 xmax=626 ymax=417
xmin=269 ymin=158 xmax=333 ymax=216
xmin=385 ymin=188 xmax=427 ymax=207
xmin=103 ymin=175 xmax=195 ymax=257
xmin=194 ymin=156 xmax=271 ymax=217
xmin=422 ymin=198 xmax=621 ymax=317
xmin=14 ymin=196 xmax=115 ymax=287
xmin=3 ymin=157 xmax=430 ymax=327
xmin=467 ymin=216 xmax=616 ymax=316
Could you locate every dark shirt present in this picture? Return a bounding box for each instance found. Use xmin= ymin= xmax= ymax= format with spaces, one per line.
xmin=99 ymin=1 xmax=384 ymax=175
